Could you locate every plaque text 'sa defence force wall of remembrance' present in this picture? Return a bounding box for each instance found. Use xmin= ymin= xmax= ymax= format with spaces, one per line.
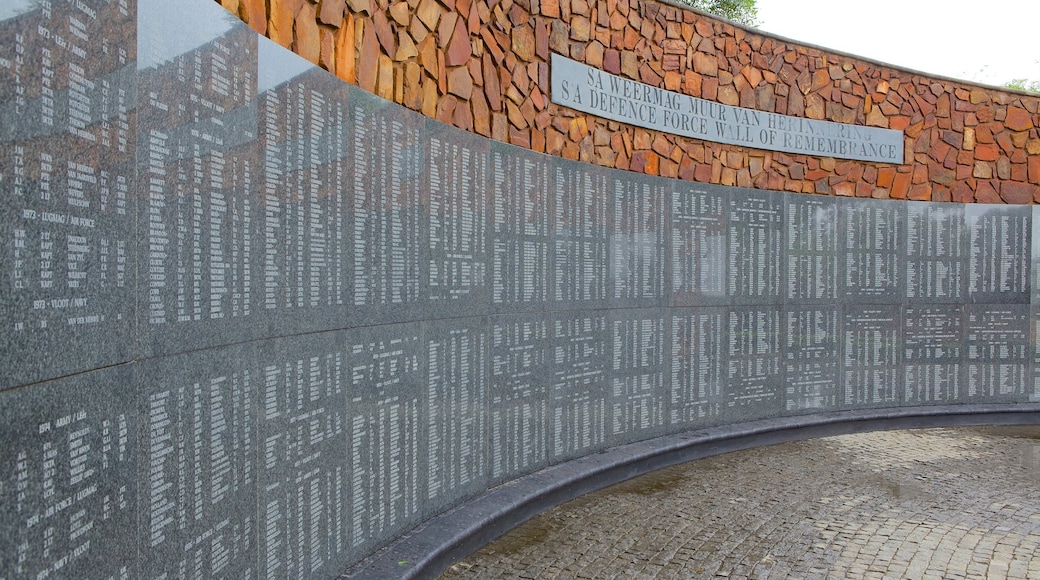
xmin=2 ymin=0 xmax=1040 ymax=578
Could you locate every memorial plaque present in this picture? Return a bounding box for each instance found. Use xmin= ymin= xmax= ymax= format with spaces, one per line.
xmin=784 ymin=306 xmax=840 ymax=411
xmin=842 ymin=305 xmax=901 ymax=406
xmin=346 ymin=324 xmax=423 ymax=558
xmin=551 ymin=312 xmax=610 ymax=461
xmin=966 ymin=205 xmax=1030 ymax=304
xmin=489 ymin=143 xmax=550 ymax=311
xmin=426 ymin=121 xmax=490 ymax=316
xmin=903 ymin=305 xmax=964 ymax=403
xmin=257 ymin=37 xmax=351 ymax=334
xmin=552 ymin=158 xmax=610 ymax=306
xmin=671 ymin=184 xmax=727 ymax=306
xmin=137 ymin=0 xmax=260 ymax=355
xmin=349 ymin=90 xmax=424 ymax=325
xmin=612 ymin=174 xmax=668 ymax=305
xmin=966 ymin=305 xmax=1029 ymax=400
xmin=841 ymin=198 xmax=905 ymax=302
xmin=0 ymin=0 xmax=136 ymax=387
xmin=670 ymin=308 xmax=726 ymax=426
xmin=0 ymin=367 xmax=137 ymax=579
xmin=726 ymin=306 xmax=782 ymax=420
xmin=138 ymin=343 xmax=258 ymax=577
xmin=490 ymin=314 xmax=549 ymax=481
xmin=786 ymin=196 xmax=838 ymax=303
xmin=727 ymin=189 xmax=783 ymax=303
xmin=906 ymin=202 xmax=967 ymax=302
xmin=424 ymin=318 xmax=488 ymax=515
xmin=611 ymin=311 xmax=668 ymax=441
xmin=256 ymin=334 xmax=349 ymax=579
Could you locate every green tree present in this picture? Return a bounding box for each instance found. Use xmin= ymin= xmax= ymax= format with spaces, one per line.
xmin=680 ymin=0 xmax=759 ymax=27
xmin=1004 ymin=79 xmax=1040 ymax=94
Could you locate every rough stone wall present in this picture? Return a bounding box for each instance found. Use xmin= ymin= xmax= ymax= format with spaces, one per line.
xmin=217 ymin=0 xmax=1040 ymax=204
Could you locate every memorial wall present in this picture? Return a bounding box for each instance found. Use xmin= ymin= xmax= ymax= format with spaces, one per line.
xmin=0 ymin=0 xmax=1039 ymax=578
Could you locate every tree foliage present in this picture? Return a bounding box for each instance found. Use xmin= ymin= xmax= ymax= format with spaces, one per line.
xmin=680 ymin=0 xmax=759 ymax=27
xmin=1004 ymin=79 xmax=1040 ymax=94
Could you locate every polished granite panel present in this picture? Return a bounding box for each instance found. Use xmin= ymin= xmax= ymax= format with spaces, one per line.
xmin=965 ymin=204 xmax=1031 ymax=304
xmin=422 ymin=317 xmax=490 ymax=517
xmin=784 ymin=304 xmax=841 ymax=412
xmin=785 ymin=195 xmax=839 ymax=303
xmin=671 ymin=183 xmax=728 ymax=306
xmin=612 ymin=173 xmax=669 ymax=307
xmin=906 ymin=202 xmax=968 ymax=303
xmin=552 ymin=158 xmax=612 ymax=308
xmin=256 ymin=333 xmax=350 ymax=579
xmin=347 ymin=89 xmax=426 ymax=326
xmin=0 ymin=366 xmax=138 ymax=579
xmin=726 ymin=188 xmax=785 ymax=304
xmin=609 ymin=309 xmax=670 ymax=444
xmin=489 ymin=313 xmax=550 ymax=481
xmin=903 ymin=305 xmax=965 ymax=403
xmin=839 ymin=198 xmax=906 ymax=303
xmin=549 ymin=310 xmax=611 ymax=462
xmin=842 ymin=305 xmax=903 ymax=407
xmin=489 ymin=143 xmax=551 ymax=312
xmin=965 ymin=304 xmax=1030 ymax=401
xmin=0 ymin=0 xmax=137 ymax=388
xmin=136 ymin=0 xmax=260 ymax=356
xmin=725 ymin=305 xmax=784 ymax=421
xmin=345 ymin=322 xmax=425 ymax=562
xmin=425 ymin=121 xmax=491 ymax=318
xmin=136 ymin=342 xmax=259 ymax=578
xmin=669 ymin=307 xmax=727 ymax=426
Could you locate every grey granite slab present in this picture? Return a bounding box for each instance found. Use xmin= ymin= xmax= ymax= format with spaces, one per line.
xmin=0 ymin=0 xmax=137 ymax=388
xmin=784 ymin=305 xmax=841 ymax=412
xmin=669 ymin=307 xmax=728 ymax=427
xmin=785 ymin=195 xmax=839 ymax=303
xmin=671 ymin=183 xmax=728 ymax=306
xmin=551 ymin=157 xmax=612 ymax=308
xmin=903 ymin=305 xmax=966 ymax=403
xmin=965 ymin=204 xmax=1031 ymax=304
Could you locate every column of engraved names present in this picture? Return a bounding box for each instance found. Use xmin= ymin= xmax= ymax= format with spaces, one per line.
xmin=258 ymin=343 xmax=348 ymax=578
xmin=427 ymin=131 xmax=488 ymax=307
xmin=259 ymin=55 xmax=349 ymax=323
xmin=347 ymin=330 xmax=422 ymax=554
xmin=786 ymin=197 xmax=837 ymax=301
xmin=671 ymin=187 xmax=726 ymax=304
xmin=426 ymin=322 xmax=487 ymax=511
xmin=0 ymin=0 xmax=134 ymax=383
xmin=611 ymin=314 xmax=666 ymax=438
xmin=726 ymin=307 xmax=781 ymax=417
xmin=142 ymin=351 xmax=257 ymax=577
xmin=490 ymin=316 xmax=548 ymax=481
xmin=904 ymin=306 xmax=963 ymax=402
xmin=842 ymin=200 xmax=904 ymax=301
xmin=906 ymin=203 xmax=966 ymax=301
xmin=966 ymin=206 xmax=1030 ymax=303
xmin=553 ymin=161 xmax=609 ymax=304
xmin=350 ymin=101 xmax=422 ymax=320
xmin=670 ymin=310 xmax=725 ymax=424
xmin=728 ymin=192 xmax=782 ymax=301
xmin=490 ymin=147 xmax=549 ymax=309
xmin=140 ymin=21 xmax=256 ymax=341
xmin=613 ymin=176 xmax=666 ymax=303
xmin=785 ymin=306 xmax=839 ymax=410
xmin=552 ymin=313 xmax=609 ymax=460
xmin=966 ymin=306 xmax=1029 ymax=398
xmin=842 ymin=306 xmax=900 ymax=405
xmin=0 ymin=371 xmax=135 ymax=578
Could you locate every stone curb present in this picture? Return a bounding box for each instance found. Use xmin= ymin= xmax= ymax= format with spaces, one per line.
xmin=340 ymin=403 xmax=1040 ymax=579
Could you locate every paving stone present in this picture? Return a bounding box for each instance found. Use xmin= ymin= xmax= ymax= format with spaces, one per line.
xmin=442 ymin=427 xmax=1040 ymax=579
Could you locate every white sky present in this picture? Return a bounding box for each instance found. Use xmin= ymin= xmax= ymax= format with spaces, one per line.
xmin=755 ymin=0 xmax=1040 ymax=87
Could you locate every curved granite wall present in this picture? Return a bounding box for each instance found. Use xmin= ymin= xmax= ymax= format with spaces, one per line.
xmin=0 ymin=0 xmax=1038 ymax=578
xmin=216 ymin=0 xmax=1040 ymax=203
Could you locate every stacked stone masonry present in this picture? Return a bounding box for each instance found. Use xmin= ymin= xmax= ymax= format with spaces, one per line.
xmin=217 ymin=0 xmax=1040 ymax=204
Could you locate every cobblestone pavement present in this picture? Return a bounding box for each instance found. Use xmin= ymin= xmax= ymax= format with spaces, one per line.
xmin=440 ymin=427 xmax=1040 ymax=579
